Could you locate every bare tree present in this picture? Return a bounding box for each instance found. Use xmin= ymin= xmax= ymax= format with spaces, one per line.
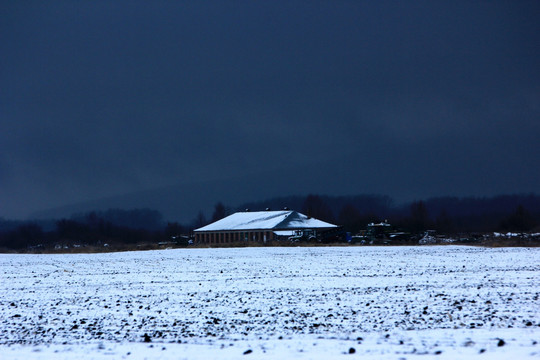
xmin=211 ymin=202 xmax=227 ymax=222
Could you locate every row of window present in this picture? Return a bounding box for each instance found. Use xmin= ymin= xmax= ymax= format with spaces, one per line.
xmin=195 ymin=231 xmax=272 ymax=244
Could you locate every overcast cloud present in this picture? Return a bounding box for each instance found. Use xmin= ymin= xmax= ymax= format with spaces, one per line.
xmin=1 ymin=1 xmax=539 ymax=219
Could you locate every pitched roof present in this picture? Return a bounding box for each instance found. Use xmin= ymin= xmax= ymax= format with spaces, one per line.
xmin=194 ymin=210 xmax=337 ymax=232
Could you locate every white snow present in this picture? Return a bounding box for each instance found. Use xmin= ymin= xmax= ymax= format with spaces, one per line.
xmin=274 ymin=230 xmax=296 ymax=236
xmin=194 ymin=211 xmax=337 ymax=232
xmin=1 ymin=246 xmax=538 ymax=359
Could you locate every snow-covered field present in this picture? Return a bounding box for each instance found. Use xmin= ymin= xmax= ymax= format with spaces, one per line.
xmin=1 ymin=246 xmax=538 ymax=359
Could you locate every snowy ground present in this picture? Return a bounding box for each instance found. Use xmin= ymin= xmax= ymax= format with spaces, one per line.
xmin=1 ymin=246 xmax=538 ymax=359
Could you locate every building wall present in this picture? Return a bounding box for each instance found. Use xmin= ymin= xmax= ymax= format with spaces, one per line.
xmin=195 ymin=230 xmax=275 ymax=245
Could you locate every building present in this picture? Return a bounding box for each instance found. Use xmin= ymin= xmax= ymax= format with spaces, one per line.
xmin=194 ymin=210 xmax=338 ymax=245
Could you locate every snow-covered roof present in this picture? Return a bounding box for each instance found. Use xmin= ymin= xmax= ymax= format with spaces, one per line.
xmin=194 ymin=210 xmax=337 ymax=232
xmin=273 ymin=230 xmax=296 ymax=236
xmin=368 ymin=222 xmax=391 ymax=227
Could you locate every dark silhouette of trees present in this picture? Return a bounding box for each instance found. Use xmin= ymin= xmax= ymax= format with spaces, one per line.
xmin=338 ymin=204 xmax=363 ymax=233
xmin=408 ymin=201 xmax=430 ymax=233
xmin=302 ymin=194 xmax=335 ymax=223
xmin=165 ymin=222 xmax=184 ymax=239
xmin=56 ymin=219 xmax=91 ymax=242
xmin=500 ymin=205 xmax=537 ymax=232
xmin=192 ymin=211 xmax=207 ymax=229
xmin=435 ymin=209 xmax=454 ymax=234
xmin=211 ymin=202 xmax=227 ymax=222
xmin=55 ymin=218 xmax=157 ymax=245
xmin=71 ymin=208 xmax=164 ymax=231
xmin=0 ymin=223 xmax=45 ymax=249
xmin=238 ymin=193 xmax=540 ymax=234
xmin=1 ymin=194 xmax=540 ymax=251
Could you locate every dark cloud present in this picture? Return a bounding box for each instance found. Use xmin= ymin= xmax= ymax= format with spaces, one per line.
xmin=1 ymin=1 xmax=539 ymax=219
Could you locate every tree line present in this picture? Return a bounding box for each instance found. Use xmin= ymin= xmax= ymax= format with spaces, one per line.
xmin=237 ymin=193 xmax=540 ymax=234
xmin=0 ymin=209 xmax=186 ymax=251
xmin=1 ymin=194 xmax=539 ymax=251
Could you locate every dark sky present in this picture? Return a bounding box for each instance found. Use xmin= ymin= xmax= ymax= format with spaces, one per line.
xmin=1 ymin=1 xmax=539 ymax=220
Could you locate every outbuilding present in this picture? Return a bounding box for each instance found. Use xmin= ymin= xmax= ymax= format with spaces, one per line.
xmin=194 ymin=210 xmax=338 ymax=245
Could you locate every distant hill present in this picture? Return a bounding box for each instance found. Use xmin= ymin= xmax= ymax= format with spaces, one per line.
xmin=29 ymin=184 xmax=540 ymax=233
xmin=28 ymin=166 xmax=342 ymax=223
xmin=26 ymin=162 xmax=539 ymax=233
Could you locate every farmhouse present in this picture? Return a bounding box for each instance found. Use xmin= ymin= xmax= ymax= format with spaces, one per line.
xmin=194 ymin=210 xmax=338 ymax=245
